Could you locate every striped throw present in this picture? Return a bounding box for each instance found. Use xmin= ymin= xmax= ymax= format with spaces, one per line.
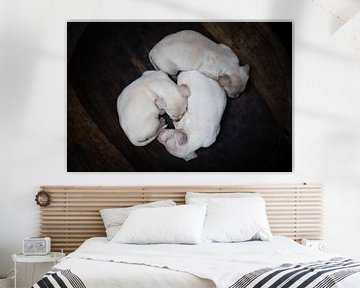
xmin=230 ymin=258 xmax=360 ymax=288
xmin=32 ymin=268 xmax=86 ymax=288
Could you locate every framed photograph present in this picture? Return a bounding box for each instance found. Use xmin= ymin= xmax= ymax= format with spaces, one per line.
xmin=67 ymin=22 xmax=292 ymax=172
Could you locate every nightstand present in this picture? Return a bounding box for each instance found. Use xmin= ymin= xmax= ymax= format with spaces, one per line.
xmin=301 ymin=239 xmax=328 ymax=252
xmin=12 ymin=252 xmax=65 ymax=288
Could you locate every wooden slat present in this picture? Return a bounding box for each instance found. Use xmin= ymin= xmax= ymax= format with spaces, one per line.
xmin=41 ymin=230 xmax=104 ymax=234
xmin=41 ymin=185 xmax=321 ymax=189
xmin=39 ymin=184 xmax=323 ymax=253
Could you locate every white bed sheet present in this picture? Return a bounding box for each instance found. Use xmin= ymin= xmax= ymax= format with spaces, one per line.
xmin=54 ymin=236 xmax=360 ymax=288
xmin=55 ymin=258 xmax=214 ymax=288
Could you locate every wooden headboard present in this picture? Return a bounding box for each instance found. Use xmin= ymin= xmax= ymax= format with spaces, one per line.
xmin=39 ymin=184 xmax=323 ymax=253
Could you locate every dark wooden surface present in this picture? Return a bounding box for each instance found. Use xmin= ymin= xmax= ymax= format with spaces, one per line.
xmin=67 ymin=22 xmax=292 ymax=172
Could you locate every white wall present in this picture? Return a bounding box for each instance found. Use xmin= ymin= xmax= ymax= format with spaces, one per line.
xmin=1 ymin=0 xmax=360 ymax=286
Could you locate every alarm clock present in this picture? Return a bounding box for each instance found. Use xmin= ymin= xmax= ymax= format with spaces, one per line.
xmin=23 ymin=237 xmax=51 ymax=255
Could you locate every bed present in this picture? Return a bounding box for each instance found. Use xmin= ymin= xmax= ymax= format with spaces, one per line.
xmin=33 ymin=185 xmax=360 ymax=287
xmin=33 ymin=236 xmax=360 ymax=288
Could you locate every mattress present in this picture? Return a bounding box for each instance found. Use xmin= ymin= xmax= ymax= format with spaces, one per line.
xmin=34 ymin=237 xmax=360 ymax=288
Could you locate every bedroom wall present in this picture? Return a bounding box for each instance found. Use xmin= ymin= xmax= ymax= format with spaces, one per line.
xmin=1 ymin=0 xmax=359 ymax=286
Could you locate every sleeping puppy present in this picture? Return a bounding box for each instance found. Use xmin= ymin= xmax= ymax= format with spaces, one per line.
xmin=149 ymin=30 xmax=250 ymax=98
xmin=157 ymin=71 xmax=226 ymax=161
xmin=117 ymin=71 xmax=190 ymax=146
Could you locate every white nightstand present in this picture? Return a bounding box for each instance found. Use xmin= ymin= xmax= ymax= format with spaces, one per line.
xmin=301 ymin=239 xmax=328 ymax=252
xmin=12 ymin=252 xmax=65 ymax=288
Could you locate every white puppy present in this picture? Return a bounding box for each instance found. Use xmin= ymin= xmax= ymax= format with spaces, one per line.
xmin=157 ymin=71 xmax=226 ymax=161
xmin=117 ymin=71 xmax=190 ymax=146
xmin=149 ymin=30 xmax=249 ymax=99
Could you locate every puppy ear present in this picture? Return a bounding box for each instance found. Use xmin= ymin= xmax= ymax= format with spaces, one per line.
xmin=184 ymin=152 xmax=198 ymax=161
xmin=157 ymin=129 xmax=168 ymax=143
xmin=175 ymin=130 xmax=187 ymax=146
xmin=179 ymin=84 xmax=190 ymax=98
xmin=218 ymin=74 xmax=231 ymax=87
xmin=243 ymin=64 xmax=250 ymax=75
xmin=219 ymin=43 xmax=232 ymax=51
xmin=155 ymin=96 xmax=167 ymax=109
xmin=142 ymin=70 xmax=154 ymax=76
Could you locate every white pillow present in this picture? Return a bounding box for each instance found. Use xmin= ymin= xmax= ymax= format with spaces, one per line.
xmin=202 ymin=197 xmax=272 ymax=243
xmin=111 ymin=205 xmax=207 ymax=244
xmin=186 ymin=192 xmax=259 ymax=204
xmin=100 ymin=200 xmax=176 ymax=240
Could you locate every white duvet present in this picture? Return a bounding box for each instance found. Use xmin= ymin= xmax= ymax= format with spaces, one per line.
xmin=53 ymin=237 xmax=360 ymax=288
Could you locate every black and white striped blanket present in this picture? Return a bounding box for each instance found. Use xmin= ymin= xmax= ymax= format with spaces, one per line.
xmin=230 ymin=257 xmax=360 ymax=288
xmin=32 ymin=258 xmax=360 ymax=288
xmin=32 ymin=268 xmax=86 ymax=288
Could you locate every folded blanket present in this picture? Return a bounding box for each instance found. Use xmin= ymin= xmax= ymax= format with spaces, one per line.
xmin=230 ymin=258 xmax=360 ymax=288
xmin=32 ymin=268 xmax=86 ymax=288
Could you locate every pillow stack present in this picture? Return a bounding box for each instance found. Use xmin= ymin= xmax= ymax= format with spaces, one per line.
xmin=104 ymin=193 xmax=272 ymax=245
